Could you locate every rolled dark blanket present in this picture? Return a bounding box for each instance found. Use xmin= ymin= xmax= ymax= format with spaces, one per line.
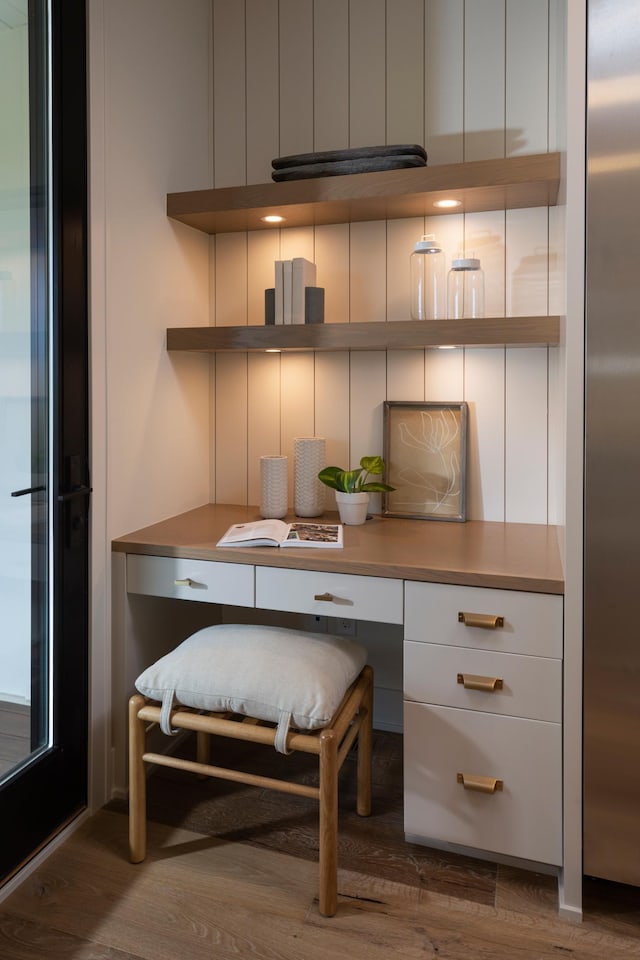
xmin=272 ymin=153 xmax=427 ymax=182
xmin=272 ymin=143 xmax=427 ymax=169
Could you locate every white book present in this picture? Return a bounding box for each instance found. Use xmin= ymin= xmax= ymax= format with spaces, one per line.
xmin=292 ymin=257 xmax=317 ymax=324
xmin=274 ymin=260 xmax=286 ymax=324
xmin=282 ymin=260 xmax=293 ymax=324
xmin=217 ymin=519 xmax=343 ymax=548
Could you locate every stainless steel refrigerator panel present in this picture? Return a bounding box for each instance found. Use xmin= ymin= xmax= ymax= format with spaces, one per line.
xmin=584 ymin=0 xmax=640 ymax=885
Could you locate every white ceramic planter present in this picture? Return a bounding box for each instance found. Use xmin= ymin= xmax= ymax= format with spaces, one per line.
xmin=335 ymin=491 xmax=369 ymax=525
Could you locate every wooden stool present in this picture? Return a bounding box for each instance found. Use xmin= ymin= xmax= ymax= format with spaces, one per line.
xmin=128 ymin=625 xmax=373 ymax=918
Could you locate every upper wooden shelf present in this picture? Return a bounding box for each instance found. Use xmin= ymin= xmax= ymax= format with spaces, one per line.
xmin=167 ymin=152 xmax=561 ymax=234
xmin=167 ymin=316 xmax=560 ymax=353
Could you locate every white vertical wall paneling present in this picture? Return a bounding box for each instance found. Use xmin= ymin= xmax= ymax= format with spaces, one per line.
xmin=464 ymin=210 xmax=506 ymax=318
xmin=215 ymin=233 xmax=248 ymax=326
xmin=349 ymin=0 xmax=386 ymax=147
xmin=506 ymin=0 xmax=549 ymax=156
xmin=464 ymin=0 xmax=506 ymax=161
xmin=547 ymin=344 xmax=564 ymax=525
xmin=215 ymin=353 xmax=248 ymax=503
xmin=281 ymin=353 xmax=316 ymax=503
xmin=280 ymin=226 xmax=315 ymax=265
xmin=387 ymin=217 xmax=424 ymax=321
xmin=204 ymin=1 xmax=559 ymax=529
xmin=247 ymin=352 xmax=281 ymax=505
xmin=314 ymin=223 xmax=350 ymax=323
xmin=208 ymin=239 xmax=217 ymax=325
xmin=209 ymin=354 xmax=216 ymax=502
xmin=212 ymin=0 xmax=246 ymax=187
xmin=245 ymin=0 xmax=279 ymax=184
xmin=387 ymin=351 xmax=425 ymax=401
xmin=248 ymin=230 xmax=280 ymax=325
xmin=385 ymin=0 xmax=425 ymax=145
xmin=549 ymin=204 xmax=565 ymax=316
xmin=313 ymin=0 xmax=349 ymax=152
xmin=315 ymin=351 xmax=350 ymax=510
xmin=278 ymin=0 xmax=314 ymax=157
xmin=350 ymin=221 xmax=386 ymax=323
xmin=464 ymin=348 xmax=506 ymax=521
xmin=548 ymin=0 xmax=567 ymax=155
xmin=425 ymin=0 xmax=464 ymax=165
xmin=506 ymin=207 xmax=549 ymax=317
xmin=425 ymin=348 xmax=464 ymax=401
xmin=505 ymin=347 xmax=548 ymax=523
xmin=350 ymin=351 xmax=387 ymax=512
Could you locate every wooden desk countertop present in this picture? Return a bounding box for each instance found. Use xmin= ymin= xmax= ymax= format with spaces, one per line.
xmin=112 ymin=504 xmax=564 ymax=595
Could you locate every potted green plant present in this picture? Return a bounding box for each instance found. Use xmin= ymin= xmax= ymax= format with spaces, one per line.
xmin=318 ymin=455 xmax=395 ymax=525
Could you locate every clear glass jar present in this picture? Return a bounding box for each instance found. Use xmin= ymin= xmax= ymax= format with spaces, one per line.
xmin=410 ymin=235 xmax=446 ymax=320
xmin=447 ymin=257 xmax=485 ymax=319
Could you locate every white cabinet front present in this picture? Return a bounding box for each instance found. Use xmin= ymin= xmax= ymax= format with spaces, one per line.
xmin=404 ymin=641 xmax=562 ymax=723
xmin=127 ymin=554 xmax=254 ymax=607
xmin=404 ymin=701 xmax=562 ymax=866
xmin=255 ymin=566 xmax=403 ymax=624
xmin=405 ymin=581 xmax=563 ymax=658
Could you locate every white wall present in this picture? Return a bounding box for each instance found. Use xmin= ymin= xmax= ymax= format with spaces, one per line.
xmin=209 ymin=0 xmax=565 ymax=526
xmin=0 ymin=24 xmax=31 ymax=702
xmin=89 ymin=0 xmax=213 ymax=803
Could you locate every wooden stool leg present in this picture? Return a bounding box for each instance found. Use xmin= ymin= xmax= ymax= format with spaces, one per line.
xmin=128 ymin=694 xmax=147 ymax=864
xmin=357 ymin=665 xmax=373 ymax=817
xmin=319 ymin=729 xmax=338 ymax=917
xmin=196 ymin=730 xmax=210 ymax=779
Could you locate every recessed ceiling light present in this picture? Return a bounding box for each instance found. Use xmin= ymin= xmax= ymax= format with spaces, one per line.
xmin=261 ymin=214 xmax=286 ymax=223
xmin=265 ymin=348 xmax=281 ymax=353
xmin=433 ymin=199 xmax=462 ymax=209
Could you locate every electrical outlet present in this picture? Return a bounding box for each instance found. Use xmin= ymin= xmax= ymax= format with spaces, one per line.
xmin=334 ymin=617 xmax=357 ymax=637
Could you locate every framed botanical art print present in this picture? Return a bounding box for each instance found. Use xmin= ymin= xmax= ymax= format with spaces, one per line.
xmin=383 ymin=401 xmax=468 ymax=521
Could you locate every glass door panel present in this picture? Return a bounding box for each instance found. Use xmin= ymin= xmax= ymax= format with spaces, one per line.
xmin=0 ymin=1 xmax=49 ymax=783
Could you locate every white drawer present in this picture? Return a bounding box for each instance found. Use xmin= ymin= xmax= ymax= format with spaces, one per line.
xmin=405 ymin=581 xmax=563 ymax=658
xmin=255 ymin=566 xmax=403 ymax=624
xmin=127 ymin=554 xmax=254 ymax=606
xmin=404 ymin=641 xmax=561 ymax=722
xmin=404 ymin=701 xmax=562 ymax=866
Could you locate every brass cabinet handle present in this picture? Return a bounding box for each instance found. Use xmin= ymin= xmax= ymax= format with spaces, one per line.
xmin=174 ymin=578 xmax=193 ymax=587
xmin=457 ymin=672 xmax=503 ymax=692
xmin=457 ymin=772 xmax=504 ymax=794
xmin=314 ymin=592 xmax=334 ymax=602
xmin=458 ymin=611 xmax=504 ymax=629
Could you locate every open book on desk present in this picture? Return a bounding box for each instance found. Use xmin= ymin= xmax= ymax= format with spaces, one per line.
xmin=217 ymin=519 xmax=343 ymax=548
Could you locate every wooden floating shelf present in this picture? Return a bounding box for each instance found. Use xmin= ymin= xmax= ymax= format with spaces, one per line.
xmin=167 ymin=153 xmax=560 ymax=235
xmin=167 ymin=317 xmax=561 ymax=353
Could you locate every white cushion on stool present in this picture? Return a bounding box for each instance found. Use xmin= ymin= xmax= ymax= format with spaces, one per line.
xmin=134 ymin=623 xmax=367 ymax=753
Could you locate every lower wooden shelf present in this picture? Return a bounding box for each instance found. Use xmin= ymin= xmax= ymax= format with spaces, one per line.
xmin=166 ymin=316 xmax=561 ymax=353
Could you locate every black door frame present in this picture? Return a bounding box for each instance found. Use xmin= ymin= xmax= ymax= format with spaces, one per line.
xmin=0 ymin=0 xmax=89 ymax=883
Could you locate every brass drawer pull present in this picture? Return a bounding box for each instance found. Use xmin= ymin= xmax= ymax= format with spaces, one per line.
xmin=174 ymin=578 xmax=193 ymax=587
xmin=314 ymin=592 xmax=334 ymax=602
xmin=457 ymin=673 xmax=503 ymax=692
xmin=458 ymin=611 xmax=504 ymax=629
xmin=457 ymin=772 xmax=504 ymax=794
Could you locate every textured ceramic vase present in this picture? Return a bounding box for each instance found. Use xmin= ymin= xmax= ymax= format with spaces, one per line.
xmin=293 ymin=437 xmax=326 ymax=517
xmin=260 ymin=456 xmax=288 ymax=519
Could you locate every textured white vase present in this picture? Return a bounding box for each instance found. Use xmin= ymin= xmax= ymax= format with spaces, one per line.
xmin=294 ymin=437 xmax=326 ymax=517
xmin=260 ymin=456 xmax=288 ymax=519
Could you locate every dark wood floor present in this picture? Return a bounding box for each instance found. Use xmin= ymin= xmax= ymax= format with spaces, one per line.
xmin=0 ymin=700 xmax=30 ymax=779
xmin=1 ymin=729 xmax=639 ymax=959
